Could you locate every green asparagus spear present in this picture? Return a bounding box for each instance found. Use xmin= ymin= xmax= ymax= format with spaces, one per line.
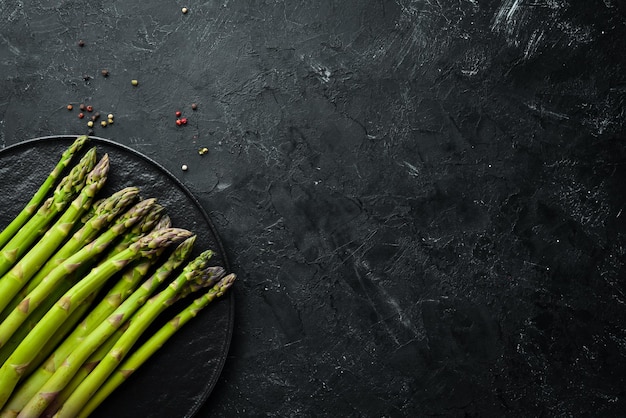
xmin=0 ymin=136 xmax=89 ymax=250
xmin=0 ymin=153 xmax=110 ymax=315
xmin=0 ymin=147 xmax=97 ymax=278
xmin=21 ymin=251 xmax=219 ymax=417
xmin=77 ymin=273 xmax=235 ymax=418
xmin=0 ymin=187 xmax=141 ymax=322
xmin=9 ymin=237 xmax=197 ymax=416
xmin=103 ymin=205 xmax=166 ymax=259
xmin=0 ymin=227 xmax=192 ymax=409
xmin=62 ymin=271 xmax=234 ymax=418
xmin=0 ymin=198 xmax=159 ymax=352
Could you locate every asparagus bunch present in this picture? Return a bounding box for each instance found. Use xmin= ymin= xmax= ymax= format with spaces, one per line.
xmin=4 ymin=237 xmax=198 ymax=416
xmin=0 ymin=139 xmax=236 ymax=417
xmin=0 ymin=147 xmax=97 ymax=278
xmin=0 ymin=198 xmax=158 ymax=357
xmin=78 ymin=273 xmax=236 ymax=418
xmin=0 ymin=136 xmax=88 ymax=250
xmin=49 ymin=255 xmax=227 ymax=418
xmin=0 ymin=187 xmax=141 ymax=323
xmin=0 ymin=152 xmax=110 ymax=316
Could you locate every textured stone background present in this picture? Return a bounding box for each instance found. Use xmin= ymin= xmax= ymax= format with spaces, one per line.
xmin=1 ymin=1 xmax=625 ymax=416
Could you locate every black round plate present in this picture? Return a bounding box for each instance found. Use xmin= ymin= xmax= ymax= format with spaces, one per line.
xmin=0 ymin=135 xmax=234 ymax=418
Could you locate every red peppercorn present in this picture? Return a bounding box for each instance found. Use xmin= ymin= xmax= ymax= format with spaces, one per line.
xmin=86 ymin=105 xmax=93 ymax=112
xmin=78 ymin=113 xmax=84 ymax=119
xmin=180 ymin=117 xmax=188 ymax=125
xmin=175 ymin=111 xmax=182 ymax=117
xmin=176 ymin=119 xmax=183 ymax=126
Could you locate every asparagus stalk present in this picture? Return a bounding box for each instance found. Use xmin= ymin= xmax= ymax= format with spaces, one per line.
xmin=16 ymin=246 xmax=162 ymax=380
xmin=18 ymin=291 xmax=99 ymax=380
xmin=0 ymin=227 xmax=192 ymax=409
xmin=0 ymin=136 xmax=89 ymax=251
xmin=0 ymin=154 xmax=110 ymax=315
xmin=76 ymin=272 xmax=235 ymax=418
xmin=0 ymin=147 xmax=97 ymax=278
xmin=0 ymin=187 xmax=141 ymax=322
xmin=9 ymin=237 xmax=198 ymax=416
xmin=104 ymin=205 xmax=166 ymax=259
xmin=0 ymin=187 xmax=139 ymax=370
xmin=66 ymin=215 xmax=176 ymax=350
xmin=0 ymin=198 xmax=159 ymax=352
xmin=0 ymin=195 xmax=160 ymax=364
xmin=39 ymin=252 xmax=222 ymax=418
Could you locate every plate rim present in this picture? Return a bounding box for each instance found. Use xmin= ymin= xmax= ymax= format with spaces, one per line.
xmin=0 ymin=134 xmax=235 ymax=416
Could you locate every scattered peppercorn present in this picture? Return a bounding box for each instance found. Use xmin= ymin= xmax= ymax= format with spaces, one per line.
xmin=180 ymin=117 xmax=188 ymax=125
xmin=182 ymin=7 xmax=188 ymax=14
xmin=107 ymin=113 xmax=114 ymax=120
xmin=91 ymin=112 xmax=100 ymax=121
xmin=175 ymin=110 xmax=182 ymax=117
xmin=176 ymin=119 xmax=183 ymax=126
xmin=86 ymin=105 xmax=93 ymax=112
xmin=101 ymin=120 xmax=107 ymax=127
xmin=191 ymin=103 xmax=198 ymax=110
xmin=78 ymin=113 xmax=84 ymax=119
xmin=78 ymin=40 xmax=85 ymax=47
xmin=182 ymin=164 xmax=188 ymax=171
xmin=87 ymin=121 xmax=94 ymax=128
xmin=131 ymin=79 xmax=138 ymax=86
xmin=198 ymin=147 xmax=209 ymax=155
xmin=108 ymin=118 xmax=114 ymax=124
xmin=79 ymin=103 xmax=86 ymax=111
xmin=67 ymin=104 xmax=73 ymax=111
xmin=101 ymin=69 xmax=109 ymax=77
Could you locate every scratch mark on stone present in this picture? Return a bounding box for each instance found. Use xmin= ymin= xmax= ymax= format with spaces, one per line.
xmin=402 ymin=161 xmax=421 ymax=177
xmin=523 ymin=28 xmax=544 ymax=60
xmin=525 ymin=101 xmax=570 ymax=121
xmin=0 ymin=34 xmax=21 ymax=56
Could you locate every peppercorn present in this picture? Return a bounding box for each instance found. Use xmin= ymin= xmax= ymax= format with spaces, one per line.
xmin=67 ymin=104 xmax=73 ymax=111
xmin=108 ymin=118 xmax=114 ymax=124
xmin=79 ymin=103 xmax=86 ymax=111
xmin=191 ymin=103 xmax=198 ymax=110
xmin=87 ymin=121 xmax=94 ymax=128
xmin=101 ymin=120 xmax=107 ymax=127
xmin=78 ymin=113 xmax=84 ymax=119
xmin=175 ymin=110 xmax=182 ymax=117
xmin=86 ymin=105 xmax=93 ymax=112
xmin=131 ymin=79 xmax=138 ymax=86
xmin=176 ymin=119 xmax=183 ymax=126
xmin=182 ymin=7 xmax=188 ymax=14
xmin=180 ymin=117 xmax=188 ymax=125
xmin=107 ymin=113 xmax=114 ymax=120
xmin=198 ymin=147 xmax=209 ymax=155
xmin=182 ymin=164 xmax=188 ymax=171
xmin=101 ymin=69 xmax=109 ymax=77
xmin=78 ymin=40 xmax=85 ymax=47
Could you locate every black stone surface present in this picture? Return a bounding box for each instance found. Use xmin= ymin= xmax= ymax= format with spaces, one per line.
xmin=1 ymin=1 xmax=625 ymax=417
